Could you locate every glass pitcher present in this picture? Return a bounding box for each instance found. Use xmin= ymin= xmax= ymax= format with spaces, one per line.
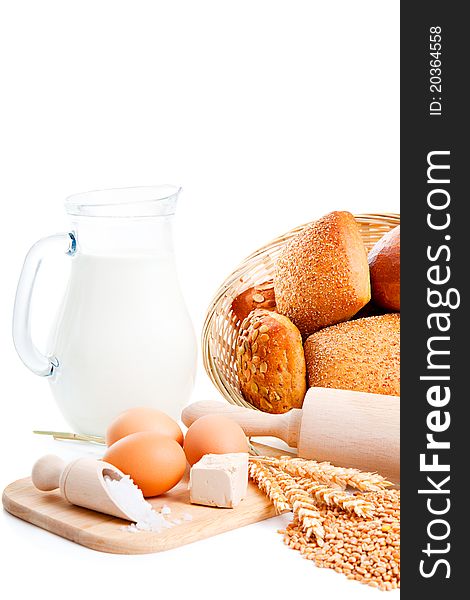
xmin=13 ymin=186 xmax=197 ymax=436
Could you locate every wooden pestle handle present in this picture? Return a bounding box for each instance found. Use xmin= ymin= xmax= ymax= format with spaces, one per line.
xmin=181 ymin=401 xmax=302 ymax=447
xmin=31 ymin=454 xmax=66 ymax=491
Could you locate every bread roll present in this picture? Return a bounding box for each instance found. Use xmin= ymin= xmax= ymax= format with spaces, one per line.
xmin=235 ymin=309 xmax=306 ymax=413
xmin=304 ymin=313 xmax=400 ymax=396
xmin=231 ymin=280 xmax=276 ymax=323
xmin=368 ymin=225 xmax=400 ymax=311
xmin=274 ymin=211 xmax=370 ymax=337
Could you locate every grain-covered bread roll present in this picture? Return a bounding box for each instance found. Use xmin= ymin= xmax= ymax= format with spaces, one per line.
xmin=235 ymin=309 xmax=306 ymax=413
xmin=231 ymin=280 xmax=276 ymax=323
xmin=274 ymin=211 xmax=370 ymax=337
xmin=304 ymin=313 xmax=400 ymax=396
xmin=368 ymin=225 xmax=400 ymax=311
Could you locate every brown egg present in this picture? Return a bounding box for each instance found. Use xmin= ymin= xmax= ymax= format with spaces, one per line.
xmin=105 ymin=406 xmax=184 ymax=447
xmin=183 ymin=415 xmax=249 ymax=466
xmin=103 ymin=431 xmax=186 ymax=497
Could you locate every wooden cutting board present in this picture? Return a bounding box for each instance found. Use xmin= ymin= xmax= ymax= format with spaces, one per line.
xmin=2 ymin=443 xmax=288 ymax=555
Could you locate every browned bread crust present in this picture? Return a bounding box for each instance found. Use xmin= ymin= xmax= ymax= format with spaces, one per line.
xmin=368 ymin=225 xmax=400 ymax=311
xmin=235 ymin=309 xmax=306 ymax=413
xmin=274 ymin=211 xmax=371 ymax=337
xmin=304 ymin=313 xmax=400 ymax=396
xmin=231 ymin=280 xmax=276 ymax=323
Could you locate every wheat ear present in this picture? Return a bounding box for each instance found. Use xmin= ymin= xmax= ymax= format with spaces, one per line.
xmin=277 ymin=457 xmax=392 ymax=492
xmin=299 ymin=479 xmax=375 ymax=518
xmin=248 ymin=460 xmax=290 ymax=513
xmin=249 ymin=459 xmax=325 ymax=544
xmin=273 ymin=471 xmax=325 ymax=545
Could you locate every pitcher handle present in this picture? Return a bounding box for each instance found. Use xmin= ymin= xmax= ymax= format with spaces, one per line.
xmin=12 ymin=232 xmax=76 ymax=377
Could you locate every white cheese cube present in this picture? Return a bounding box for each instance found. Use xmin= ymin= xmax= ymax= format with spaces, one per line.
xmin=189 ymin=453 xmax=249 ymax=508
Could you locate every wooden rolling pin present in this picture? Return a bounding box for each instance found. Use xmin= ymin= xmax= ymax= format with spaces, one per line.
xmin=31 ymin=455 xmax=135 ymax=520
xmin=182 ymin=387 xmax=400 ymax=482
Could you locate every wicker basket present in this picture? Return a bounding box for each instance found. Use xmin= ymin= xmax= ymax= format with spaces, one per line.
xmin=202 ymin=213 xmax=400 ymax=410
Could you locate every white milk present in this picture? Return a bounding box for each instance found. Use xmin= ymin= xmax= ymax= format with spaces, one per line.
xmin=47 ymin=253 xmax=197 ymax=436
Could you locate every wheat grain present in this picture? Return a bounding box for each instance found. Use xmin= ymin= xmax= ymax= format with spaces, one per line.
xmin=249 ymin=456 xmax=400 ymax=591
xmin=283 ymin=489 xmax=400 ymax=591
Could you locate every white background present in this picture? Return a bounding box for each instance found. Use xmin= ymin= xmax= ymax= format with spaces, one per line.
xmin=0 ymin=1 xmax=399 ymax=598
